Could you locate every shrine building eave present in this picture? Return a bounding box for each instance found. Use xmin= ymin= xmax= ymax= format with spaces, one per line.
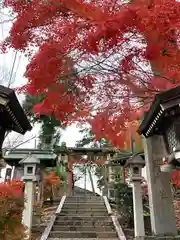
xmin=111 ymin=152 xmax=144 ymax=166
xmin=55 ymin=147 xmax=116 ymax=156
xmin=138 ymin=86 xmax=180 ymax=138
xmin=3 ymin=148 xmax=57 ymax=167
xmin=0 ymin=85 xmax=32 ymax=134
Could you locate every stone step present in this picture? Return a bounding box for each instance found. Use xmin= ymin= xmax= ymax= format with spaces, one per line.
xmin=65 ymin=197 xmax=104 ymax=201
xmin=65 ymin=199 xmax=104 ymax=202
xmin=62 ymin=207 xmax=106 ymax=211
xmin=56 ymin=216 xmax=111 ymax=221
xmin=63 ymin=203 xmax=106 ymax=208
xmin=66 ymin=196 xmax=103 ymax=199
xmin=44 ymin=200 xmax=61 ymax=206
xmin=48 ymin=238 xmax=119 ymax=240
xmin=58 ymin=212 xmax=109 ymax=217
xmin=66 ymin=197 xmax=103 ymax=199
xmin=54 ymin=220 xmax=113 ymax=226
xmin=52 ymin=225 xmax=115 ymax=232
xmin=64 ymin=203 xmax=105 ymax=207
xmin=65 ymin=200 xmax=105 ymax=205
xmin=60 ymin=209 xmax=107 ymax=213
xmin=49 ymin=231 xmax=118 ymax=238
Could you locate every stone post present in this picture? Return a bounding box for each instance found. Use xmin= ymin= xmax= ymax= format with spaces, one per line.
xmin=23 ymin=181 xmax=35 ymax=238
xmin=143 ymin=135 xmax=177 ymax=235
xmin=132 ymin=180 xmax=145 ymax=238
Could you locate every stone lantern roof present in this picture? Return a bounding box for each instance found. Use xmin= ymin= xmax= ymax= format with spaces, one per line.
xmin=124 ymin=153 xmax=145 ymax=168
xmin=19 ymin=154 xmax=40 ymax=165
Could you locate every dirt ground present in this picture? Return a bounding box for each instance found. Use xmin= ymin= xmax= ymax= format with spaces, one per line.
xmin=31 ymin=201 xmax=59 ymax=240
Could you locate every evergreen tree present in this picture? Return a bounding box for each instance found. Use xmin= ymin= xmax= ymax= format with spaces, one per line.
xmin=23 ymin=94 xmax=61 ymax=148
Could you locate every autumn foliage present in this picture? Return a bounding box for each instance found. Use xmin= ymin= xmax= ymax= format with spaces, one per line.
xmin=44 ymin=171 xmax=61 ymax=200
xmin=2 ymin=0 xmax=180 ymax=147
xmin=172 ymin=171 xmax=180 ymax=189
xmin=0 ymin=180 xmax=26 ymax=240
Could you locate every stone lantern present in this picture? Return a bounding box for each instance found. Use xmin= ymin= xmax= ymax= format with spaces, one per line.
xmin=128 ymin=154 xmax=145 ymax=181
xmin=19 ymin=154 xmax=40 ymax=239
xmin=125 ymin=154 xmax=145 ymax=239
xmin=58 ymin=153 xmax=68 ymax=165
xmin=20 ymin=154 xmax=40 ymax=182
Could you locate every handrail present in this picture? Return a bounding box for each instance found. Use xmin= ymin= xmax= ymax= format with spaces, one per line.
xmin=56 ymin=195 xmax=66 ymax=214
xmin=103 ymin=196 xmax=127 ymax=240
xmin=103 ymin=195 xmax=113 ymax=215
xmin=40 ymin=196 xmax=66 ymax=240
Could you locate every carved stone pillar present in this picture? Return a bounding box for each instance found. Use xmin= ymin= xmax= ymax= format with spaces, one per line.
xmin=143 ymin=135 xmax=177 ymax=235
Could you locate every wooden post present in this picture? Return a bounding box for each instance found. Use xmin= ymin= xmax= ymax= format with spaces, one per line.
xmin=122 ymin=167 xmax=126 ymax=183
xmin=39 ymin=168 xmax=45 ymax=202
xmin=103 ymin=156 xmax=108 ymax=196
xmin=67 ymin=161 xmax=73 ymax=196
xmin=88 ymin=167 xmax=96 ymax=195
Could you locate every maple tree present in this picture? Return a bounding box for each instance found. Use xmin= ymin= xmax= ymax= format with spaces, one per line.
xmin=172 ymin=171 xmax=180 ymax=189
xmin=2 ymin=0 xmax=180 ymax=148
xmin=0 ymin=180 xmax=26 ymax=240
xmin=44 ymin=171 xmax=61 ymax=200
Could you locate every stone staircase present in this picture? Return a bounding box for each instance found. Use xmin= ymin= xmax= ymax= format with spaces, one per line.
xmin=41 ymin=195 xmax=125 ymax=240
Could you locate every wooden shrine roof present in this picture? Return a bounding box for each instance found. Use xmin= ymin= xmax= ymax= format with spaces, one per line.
xmin=3 ymin=147 xmax=115 ymax=167
xmin=3 ymin=147 xmax=142 ymax=167
xmin=4 ymin=148 xmax=57 ymax=167
xmin=0 ymin=85 xmax=32 ymax=134
xmin=138 ymin=86 xmax=180 ymax=137
xmin=55 ymin=147 xmax=116 ymax=155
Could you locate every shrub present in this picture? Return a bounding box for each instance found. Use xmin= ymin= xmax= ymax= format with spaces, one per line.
xmin=44 ymin=171 xmax=61 ymax=200
xmin=114 ymin=182 xmax=134 ymax=227
xmin=172 ymin=171 xmax=180 ymax=195
xmin=0 ymin=180 xmax=26 ymax=240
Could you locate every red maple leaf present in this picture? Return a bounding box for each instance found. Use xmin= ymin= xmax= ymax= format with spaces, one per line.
xmin=2 ymin=0 xmax=180 ymax=148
